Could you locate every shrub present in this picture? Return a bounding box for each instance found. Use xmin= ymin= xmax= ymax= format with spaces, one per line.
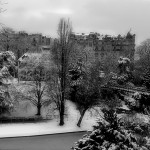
xmin=72 ymin=109 xmax=150 ymax=150
xmin=120 ymin=113 xmax=150 ymax=137
xmin=128 ymin=92 xmax=150 ymax=114
xmin=0 ymin=116 xmax=43 ymax=124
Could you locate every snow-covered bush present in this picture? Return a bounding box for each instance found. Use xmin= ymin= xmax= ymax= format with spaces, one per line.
xmin=126 ymin=121 xmax=150 ymax=137
xmin=118 ymin=57 xmax=131 ymax=74
xmin=118 ymin=57 xmax=131 ymax=65
xmin=72 ymin=109 xmax=150 ymax=150
xmin=117 ymin=74 xmax=129 ymax=85
xmin=132 ymin=92 xmax=142 ymax=100
xmin=0 ymin=51 xmax=16 ymax=63
xmin=116 ymin=57 xmax=134 ymax=85
xmin=124 ymin=92 xmax=150 ymax=115
xmin=130 ymin=92 xmax=150 ymax=114
xmin=0 ymin=51 xmax=16 ymax=116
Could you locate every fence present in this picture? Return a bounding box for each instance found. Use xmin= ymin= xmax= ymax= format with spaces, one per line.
xmin=0 ymin=116 xmax=49 ymax=124
xmin=101 ymin=85 xmax=150 ymax=95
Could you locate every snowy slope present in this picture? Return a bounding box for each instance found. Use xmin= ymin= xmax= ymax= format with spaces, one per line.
xmin=0 ymin=101 xmax=97 ymax=138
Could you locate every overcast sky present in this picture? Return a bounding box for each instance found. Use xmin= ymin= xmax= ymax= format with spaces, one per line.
xmin=0 ymin=0 xmax=150 ymax=45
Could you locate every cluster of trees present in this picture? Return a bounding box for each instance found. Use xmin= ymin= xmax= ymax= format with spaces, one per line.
xmin=0 ymin=18 xmax=132 ymax=127
xmin=0 ymin=26 xmax=43 ymax=61
xmin=44 ymin=18 xmax=101 ymax=126
xmin=2 ymin=18 xmax=116 ymax=127
xmin=2 ymin=17 xmax=149 ymax=128
xmin=49 ymin=18 xmax=135 ymax=126
xmin=1 ymin=19 xmax=150 ymax=150
xmin=127 ymin=92 xmax=150 ymax=115
xmin=134 ymin=39 xmax=150 ymax=89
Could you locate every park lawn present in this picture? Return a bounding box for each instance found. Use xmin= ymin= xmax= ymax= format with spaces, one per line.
xmin=0 ymin=100 xmax=97 ymax=138
xmin=1 ymin=78 xmax=98 ymax=137
xmin=3 ymin=79 xmax=150 ymax=139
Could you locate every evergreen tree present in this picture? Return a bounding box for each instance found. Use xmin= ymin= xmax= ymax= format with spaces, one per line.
xmin=72 ymin=109 xmax=150 ymax=150
xmin=0 ymin=51 xmax=16 ymax=115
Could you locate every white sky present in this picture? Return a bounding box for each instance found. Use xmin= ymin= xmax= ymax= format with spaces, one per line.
xmin=0 ymin=0 xmax=150 ymax=44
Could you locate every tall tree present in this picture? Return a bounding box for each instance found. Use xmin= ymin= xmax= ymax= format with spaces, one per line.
xmin=51 ymin=18 xmax=73 ymax=125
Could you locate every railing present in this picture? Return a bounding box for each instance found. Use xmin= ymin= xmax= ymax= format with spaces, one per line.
xmin=101 ymin=85 xmax=150 ymax=95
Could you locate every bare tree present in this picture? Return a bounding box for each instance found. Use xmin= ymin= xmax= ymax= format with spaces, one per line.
xmin=19 ymin=56 xmax=50 ymax=116
xmin=57 ymin=18 xmax=72 ymax=125
xmin=44 ymin=68 xmax=62 ymax=119
xmin=49 ymin=18 xmax=73 ymax=125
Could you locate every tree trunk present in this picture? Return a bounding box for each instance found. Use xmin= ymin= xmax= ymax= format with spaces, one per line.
xmin=36 ymin=104 xmax=41 ymax=116
xmin=6 ymin=43 xmax=9 ymax=51
xmin=77 ymin=109 xmax=87 ymax=127
xmin=59 ymin=73 xmax=65 ymax=126
xmin=59 ymin=47 xmax=65 ymax=126
xmin=59 ymin=95 xmax=65 ymax=126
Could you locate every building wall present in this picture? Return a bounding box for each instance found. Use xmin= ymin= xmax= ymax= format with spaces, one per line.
xmin=70 ymin=32 xmax=135 ymax=72
xmin=27 ymin=34 xmax=51 ymax=46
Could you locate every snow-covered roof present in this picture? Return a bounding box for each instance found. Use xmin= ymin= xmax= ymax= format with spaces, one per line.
xmin=18 ymin=53 xmax=41 ymax=62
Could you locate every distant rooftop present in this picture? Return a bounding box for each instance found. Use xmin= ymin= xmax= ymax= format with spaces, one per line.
xmin=71 ymin=31 xmax=135 ymax=40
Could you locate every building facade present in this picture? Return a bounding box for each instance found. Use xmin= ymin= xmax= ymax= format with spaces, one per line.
xmin=70 ymin=32 xmax=135 ymax=64
xmin=28 ymin=34 xmax=51 ymax=46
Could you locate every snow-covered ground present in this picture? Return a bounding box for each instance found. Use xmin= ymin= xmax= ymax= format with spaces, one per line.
xmin=0 ymin=101 xmax=97 ymax=138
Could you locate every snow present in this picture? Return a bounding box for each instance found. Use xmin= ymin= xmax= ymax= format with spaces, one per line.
xmin=118 ymin=57 xmax=131 ymax=64
xmin=118 ymin=105 xmax=130 ymax=110
xmin=0 ymin=101 xmax=97 ymax=138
